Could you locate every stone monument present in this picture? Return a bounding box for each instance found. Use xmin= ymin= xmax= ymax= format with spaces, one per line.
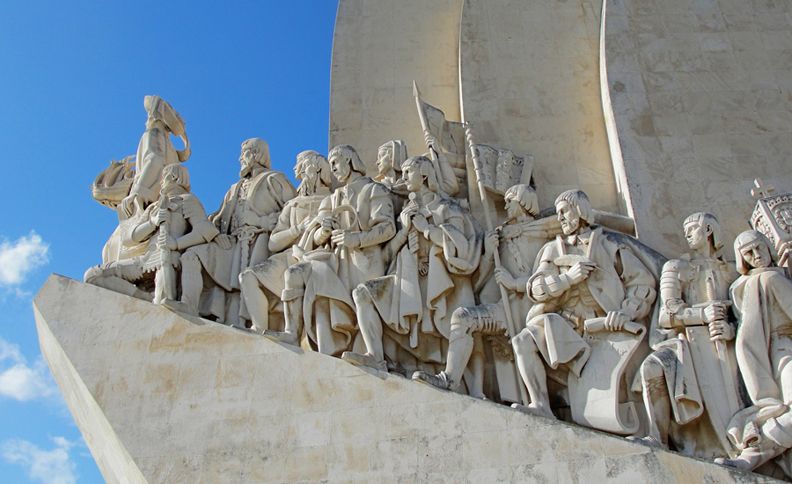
xmin=33 ymin=1 xmax=792 ymax=482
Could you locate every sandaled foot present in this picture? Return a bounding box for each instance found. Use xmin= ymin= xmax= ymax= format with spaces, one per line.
xmin=341 ymin=351 xmax=387 ymax=372
xmin=262 ymin=330 xmax=298 ymax=346
xmin=511 ymin=402 xmax=555 ymax=419
xmin=411 ymin=371 xmax=451 ymax=390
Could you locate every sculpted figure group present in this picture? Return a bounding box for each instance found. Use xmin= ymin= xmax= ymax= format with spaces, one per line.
xmin=86 ymin=96 xmax=792 ymax=479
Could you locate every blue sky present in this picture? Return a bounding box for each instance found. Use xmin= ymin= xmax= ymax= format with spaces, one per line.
xmin=0 ymin=1 xmax=338 ymax=482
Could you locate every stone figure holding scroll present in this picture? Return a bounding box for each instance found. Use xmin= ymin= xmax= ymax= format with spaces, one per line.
xmin=341 ymin=155 xmax=481 ymax=374
xmin=412 ymin=184 xmax=550 ymax=400
xmin=239 ymin=150 xmax=334 ymax=332
xmin=631 ymin=213 xmax=740 ymax=458
xmin=178 ymin=138 xmax=295 ymax=326
xmin=85 ymin=165 xmax=218 ymax=304
xmin=512 ymin=189 xmax=656 ymax=433
xmin=266 ymin=145 xmax=396 ymax=355
xmin=714 ymin=230 xmax=792 ymax=477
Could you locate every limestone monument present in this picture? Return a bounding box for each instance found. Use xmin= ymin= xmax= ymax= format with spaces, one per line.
xmin=33 ymin=1 xmax=792 ymax=482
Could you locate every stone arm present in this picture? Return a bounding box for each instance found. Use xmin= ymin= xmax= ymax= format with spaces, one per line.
xmin=176 ymin=195 xmax=220 ymax=251
xmin=657 ymin=259 xmax=703 ymax=329
xmin=527 ymin=245 xmax=569 ymax=303
xmin=250 ymin=174 xmax=296 ymax=231
xmin=615 ymin=247 xmax=657 ymax=321
xmin=130 ymin=206 xmax=158 ymax=244
xmin=268 ymin=203 xmax=301 ymax=253
xmin=382 ymin=223 xmax=409 ymax=265
xmin=313 ymin=196 xmax=335 ymax=246
xmin=356 ymin=188 xmax=396 ymax=249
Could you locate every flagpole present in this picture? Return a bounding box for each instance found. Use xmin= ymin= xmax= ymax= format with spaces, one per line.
xmin=465 ymin=122 xmax=530 ymax=406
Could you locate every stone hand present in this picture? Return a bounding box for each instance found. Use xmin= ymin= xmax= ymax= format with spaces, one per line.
xmin=567 ymin=261 xmax=596 ymax=285
xmin=412 ymin=214 xmax=429 ymax=233
xmin=494 ymin=267 xmax=520 ymax=291
xmin=484 ymin=229 xmax=500 ymax=254
xmin=154 ymin=207 xmax=169 ymax=227
xmin=703 ymin=303 xmax=727 ymax=323
xmin=331 ymin=229 xmax=360 ymax=249
xmin=400 ymin=204 xmax=418 ymax=229
xmin=424 ymin=132 xmax=439 ymax=151
xmin=604 ymin=310 xmax=628 ymax=331
xmin=215 ymin=234 xmax=233 ymax=250
xmin=165 ymin=236 xmax=178 ymax=251
xmin=320 ymin=216 xmax=337 ymax=236
xmin=709 ymin=320 xmax=735 ymax=341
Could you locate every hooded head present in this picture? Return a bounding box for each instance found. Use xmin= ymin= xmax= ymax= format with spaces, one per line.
xmin=734 ymin=230 xmax=774 ymax=274
xmin=376 ymin=139 xmax=408 ymax=177
xmin=144 ymin=95 xmax=190 ymax=162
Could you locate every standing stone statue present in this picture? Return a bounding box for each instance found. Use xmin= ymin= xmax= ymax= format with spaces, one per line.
xmin=412 ymin=184 xmax=551 ymax=400
xmin=715 ymin=230 xmax=792 ymax=476
xmin=121 ymin=95 xmax=190 ymax=216
xmin=177 ymin=138 xmax=296 ymax=326
xmin=341 ymin=156 xmax=481 ymax=374
xmin=266 ymin=145 xmax=396 ymax=355
xmin=239 ymin=150 xmax=334 ymax=333
xmin=85 ymin=165 xmax=218 ymax=303
xmin=631 ymin=213 xmax=740 ymax=458
xmin=511 ymin=190 xmax=656 ymax=431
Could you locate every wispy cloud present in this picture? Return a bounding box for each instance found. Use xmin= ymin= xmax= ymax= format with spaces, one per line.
xmin=0 ymin=337 xmax=57 ymax=402
xmin=1 ymin=437 xmax=77 ymax=484
xmin=0 ymin=231 xmax=50 ymax=286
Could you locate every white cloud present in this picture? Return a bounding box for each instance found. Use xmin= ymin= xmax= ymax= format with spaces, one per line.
xmin=1 ymin=437 xmax=77 ymax=484
xmin=0 ymin=337 xmax=57 ymax=402
xmin=0 ymin=231 xmax=50 ymax=286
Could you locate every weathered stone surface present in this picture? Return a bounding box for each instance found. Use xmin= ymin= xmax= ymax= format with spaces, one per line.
xmin=603 ymin=0 xmax=792 ymax=255
xmin=460 ymin=0 xmax=622 ymax=215
xmin=329 ymin=0 xmax=463 ymax=171
xmin=34 ymin=275 xmax=781 ymax=482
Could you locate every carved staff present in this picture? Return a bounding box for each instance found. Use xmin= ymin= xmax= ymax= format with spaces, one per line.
xmin=704 ymin=272 xmax=740 ymax=416
xmin=465 ymin=122 xmax=530 ymax=406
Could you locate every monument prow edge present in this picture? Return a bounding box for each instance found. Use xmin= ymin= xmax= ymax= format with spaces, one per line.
xmin=33 ymin=274 xmax=780 ymax=483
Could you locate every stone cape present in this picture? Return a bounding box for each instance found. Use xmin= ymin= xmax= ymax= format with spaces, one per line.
xmin=34 ymin=275 xmax=781 ymax=483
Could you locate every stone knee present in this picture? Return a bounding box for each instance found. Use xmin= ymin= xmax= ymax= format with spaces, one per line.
xmin=238 ymin=268 xmax=257 ymax=291
xmin=180 ymin=250 xmax=201 ymax=275
xmin=449 ymin=307 xmax=477 ymax=343
xmin=282 ymin=264 xmax=307 ymax=301
xmin=512 ymin=329 xmax=538 ymax=359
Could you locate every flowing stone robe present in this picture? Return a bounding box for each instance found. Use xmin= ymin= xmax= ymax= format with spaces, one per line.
xmin=129 ymin=122 xmax=181 ymax=207
xmin=289 ymin=177 xmax=395 ymax=355
xmin=357 ymin=192 xmax=481 ymax=368
xmin=638 ymin=255 xmax=740 ymax=458
xmin=726 ymin=267 xmax=792 ymax=475
xmin=188 ymin=170 xmax=295 ymax=322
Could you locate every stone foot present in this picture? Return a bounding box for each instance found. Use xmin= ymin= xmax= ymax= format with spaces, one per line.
xmin=411 ymin=371 xmax=451 ymax=391
xmin=262 ymin=330 xmax=299 ymax=346
xmin=511 ymin=402 xmax=555 ymax=419
xmin=341 ymin=351 xmax=387 ymax=372
xmin=626 ymin=435 xmax=664 ymax=449
xmin=160 ymin=298 xmax=194 ymax=315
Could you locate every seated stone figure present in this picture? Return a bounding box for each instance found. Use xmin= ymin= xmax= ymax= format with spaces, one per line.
xmin=85 ymin=164 xmax=218 ymax=304
xmin=239 ymin=150 xmax=334 ymax=333
xmin=511 ymin=189 xmax=656 ymax=434
xmin=412 ymin=184 xmax=550 ymax=400
xmin=265 ymin=145 xmax=396 ymax=356
xmin=631 ymin=213 xmax=740 ymax=459
xmin=341 ymin=156 xmax=481 ymax=375
xmin=177 ymin=138 xmax=295 ymax=327
xmin=715 ymin=230 xmax=792 ymax=477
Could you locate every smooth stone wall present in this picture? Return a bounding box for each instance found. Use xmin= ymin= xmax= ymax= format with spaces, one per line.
xmin=35 ymin=275 xmax=780 ymax=483
xmin=459 ymin=0 xmax=622 ymax=214
xmin=604 ymin=0 xmax=792 ymax=255
xmin=329 ymin=0 xmax=464 ymax=172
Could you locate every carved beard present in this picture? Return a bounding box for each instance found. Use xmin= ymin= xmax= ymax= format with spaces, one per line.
xmin=297 ymin=174 xmax=319 ymax=197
